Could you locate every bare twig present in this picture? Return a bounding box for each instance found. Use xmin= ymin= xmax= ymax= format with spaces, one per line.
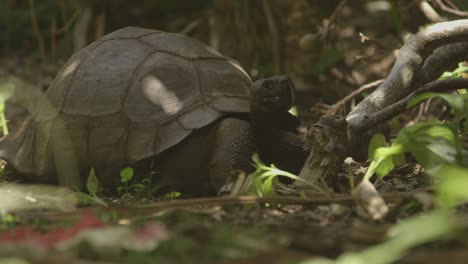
xmin=435 ymin=0 xmax=468 ymax=17
xmin=319 ymin=79 xmax=384 ymax=115
xmin=2 ymin=0 xmax=13 ymax=55
xmin=261 ymin=0 xmax=282 ymax=74
xmin=95 ymin=12 xmax=106 ymax=39
xmin=400 ymin=0 xmax=424 ymax=12
xmin=418 ymin=1 xmax=446 ymax=22
xmin=50 ymin=18 xmax=57 ymax=59
xmin=315 ymin=0 xmax=348 ymax=40
xmin=358 ymin=32 xmax=392 ymax=51
xmin=28 ymin=0 xmax=46 ymax=62
xmin=179 ymin=17 xmax=204 ymax=35
xmin=353 ymin=78 xmax=468 ymax=133
xmin=55 ymin=8 xmax=80 ymax=35
xmin=328 ymin=0 xmax=347 ymax=25
xmin=14 ymin=190 xmax=431 ymax=222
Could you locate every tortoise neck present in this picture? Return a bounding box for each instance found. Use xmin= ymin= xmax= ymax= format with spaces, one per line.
xmin=250 ymin=110 xmax=281 ymax=163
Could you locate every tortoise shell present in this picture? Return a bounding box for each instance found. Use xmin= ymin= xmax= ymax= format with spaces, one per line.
xmin=0 ymin=27 xmax=252 ymax=184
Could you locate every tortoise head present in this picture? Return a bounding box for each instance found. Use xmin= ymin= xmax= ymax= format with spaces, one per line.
xmin=250 ymin=75 xmax=295 ymax=113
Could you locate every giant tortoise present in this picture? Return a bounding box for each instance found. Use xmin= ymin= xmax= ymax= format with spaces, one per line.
xmin=0 ymin=27 xmax=305 ymax=195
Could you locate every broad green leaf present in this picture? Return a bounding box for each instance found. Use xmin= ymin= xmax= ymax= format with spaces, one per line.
xmin=440 ymin=71 xmax=455 ymax=79
xmin=401 ymin=134 xmax=458 ymax=171
xmin=435 ymin=165 xmax=468 ymax=208
xmin=396 ymin=121 xmax=457 ymax=146
xmin=375 ymin=156 xmax=395 ymax=178
xmin=437 ymin=94 xmax=464 ymax=117
xmin=374 ymin=144 xmax=405 ymax=158
xmin=120 ymin=167 xmax=134 ymax=183
xmin=262 ymin=176 xmax=274 ymax=196
xmin=369 ymin=134 xmax=387 ymax=159
xmin=300 ymin=209 xmax=455 ymax=264
xmin=424 ymin=124 xmax=458 ymax=144
xmin=407 ymin=92 xmax=438 ymax=108
xmin=367 ymin=144 xmax=404 ymax=179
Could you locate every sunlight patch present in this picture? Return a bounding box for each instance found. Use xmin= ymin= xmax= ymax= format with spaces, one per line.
xmin=142 ymin=75 xmax=183 ymax=114
xmin=62 ymin=60 xmax=80 ymax=76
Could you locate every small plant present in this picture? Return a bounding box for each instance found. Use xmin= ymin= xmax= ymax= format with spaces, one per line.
xmin=0 ymin=213 xmax=18 ymax=230
xmin=75 ymin=168 xmax=107 ymax=206
xmin=248 ymin=154 xmax=329 ymax=197
xmin=163 ymin=191 xmax=181 ymax=199
xmin=118 ymin=166 xmax=134 ymax=195
xmin=117 ymin=166 xmax=154 ymax=200
xmin=440 ymin=62 xmax=468 ymax=79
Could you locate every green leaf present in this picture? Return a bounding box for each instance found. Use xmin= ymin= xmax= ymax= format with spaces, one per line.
xmin=435 ymin=165 xmax=468 ymax=208
xmin=164 ymin=191 xmax=181 ymax=199
xmin=395 ymin=122 xmax=459 ymax=172
xmin=73 ymin=192 xmax=94 ymax=204
xmin=407 ymin=92 xmax=438 ymax=108
xmin=0 ymin=82 xmax=15 ymax=103
xmin=86 ymin=168 xmax=99 ymax=195
xmin=366 ymin=144 xmax=404 ymax=179
xmin=425 ymin=124 xmax=457 ymax=144
xmin=369 ymin=134 xmax=387 ymax=159
xmin=453 ymin=65 xmax=468 ymax=75
xmin=250 ymin=153 xmax=330 ymax=196
xmin=374 ymin=143 xmax=404 ymax=159
xmin=437 ymin=94 xmax=464 ymax=117
xmin=301 ymin=209 xmax=455 ymax=264
xmin=120 ymin=167 xmax=134 ymax=183
xmin=375 ymin=156 xmax=395 ymax=178
xmin=130 ymin=183 xmax=144 ymax=191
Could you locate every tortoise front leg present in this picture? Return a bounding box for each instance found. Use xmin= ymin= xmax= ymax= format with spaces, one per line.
xmin=208 ymin=118 xmax=256 ymax=193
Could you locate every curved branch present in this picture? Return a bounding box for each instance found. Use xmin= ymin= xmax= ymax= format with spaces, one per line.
xmin=346 ymin=19 xmax=468 ymax=160
xmin=353 ymin=78 xmax=468 ymax=133
xmin=413 ymin=42 xmax=468 ymax=87
xmin=347 ymin=20 xmax=468 ymax=130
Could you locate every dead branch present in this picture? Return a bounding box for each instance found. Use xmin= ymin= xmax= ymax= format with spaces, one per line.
xmin=28 ymin=0 xmax=46 ymax=62
xmin=418 ymin=1 xmax=446 ymax=22
xmin=347 ymin=19 xmax=468 ymax=160
xmin=323 ymin=79 xmax=384 ymax=115
xmin=261 ymin=0 xmax=282 ymax=74
xmin=296 ymin=114 xmax=349 ymax=188
xmin=413 ymin=42 xmax=468 ymax=87
xmin=14 ymin=190 xmax=430 ymax=223
xmin=353 ymin=78 xmax=468 ymax=133
xmin=55 ymin=8 xmax=80 ymax=35
xmin=435 ymin=0 xmax=468 ymax=17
